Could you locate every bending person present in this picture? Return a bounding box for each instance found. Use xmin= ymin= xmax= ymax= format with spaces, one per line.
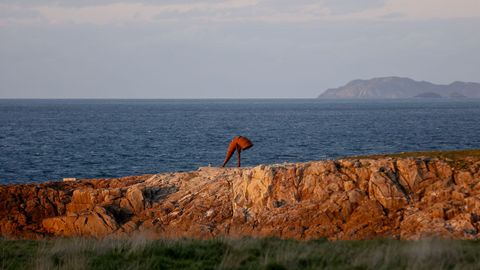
xmin=221 ymin=136 xmax=253 ymax=167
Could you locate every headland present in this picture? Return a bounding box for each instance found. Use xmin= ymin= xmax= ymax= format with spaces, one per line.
xmin=2 ymin=149 xmax=480 ymax=240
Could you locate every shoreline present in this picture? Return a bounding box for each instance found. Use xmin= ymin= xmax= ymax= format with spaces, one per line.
xmin=3 ymin=149 xmax=480 ymax=186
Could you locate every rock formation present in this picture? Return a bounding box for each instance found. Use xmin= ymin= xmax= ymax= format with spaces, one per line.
xmin=1 ymin=155 xmax=480 ymax=240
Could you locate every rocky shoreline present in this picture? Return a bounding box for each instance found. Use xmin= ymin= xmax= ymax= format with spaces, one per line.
xmin=2 ymin=152 xmax=480 ymax=240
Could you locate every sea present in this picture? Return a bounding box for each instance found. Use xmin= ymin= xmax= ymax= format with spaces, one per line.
xmin=1 ymin=99 xmax=480 ymax=184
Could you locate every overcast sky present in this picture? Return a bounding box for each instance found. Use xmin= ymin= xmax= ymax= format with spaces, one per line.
xmin=0 ymin=0 xmax=479 ymax=98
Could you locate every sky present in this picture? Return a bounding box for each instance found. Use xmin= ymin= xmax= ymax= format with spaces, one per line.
xmin=0 ymin=0 xmax=479 ymax=98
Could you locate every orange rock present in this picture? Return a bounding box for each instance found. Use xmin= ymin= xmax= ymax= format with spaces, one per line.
xmin=466 ymin=197 xmax=480 ymax=216
xmin=126 ymin=186 xmax=145 ymax=213
xmin=452 ymin=190 xmax=465 ymax=202
xmin=455 ymin=171 xmax=475 ymax=187
xmin=3 ymin=156 xmax=480 ymax=240
xmin=43 ymin=206 xmax=118 ymax=237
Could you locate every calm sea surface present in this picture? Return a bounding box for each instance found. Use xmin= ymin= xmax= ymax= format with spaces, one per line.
xmin=1 ymin=99 xmax=480 ymax=184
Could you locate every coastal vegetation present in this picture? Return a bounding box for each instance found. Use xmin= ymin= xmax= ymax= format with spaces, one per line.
xmin=3 ymin=237 xmax=480 ymax=270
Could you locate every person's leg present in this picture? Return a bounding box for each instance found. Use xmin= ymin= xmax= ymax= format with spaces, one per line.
xmin=222 ymin=140 xmax=238 ymax=167
xmin=237 ymin=146 xmax=242 ymax=167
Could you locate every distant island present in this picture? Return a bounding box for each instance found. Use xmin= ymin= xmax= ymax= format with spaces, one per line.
xmin=318 ymin=77 xmax=480 ymax=99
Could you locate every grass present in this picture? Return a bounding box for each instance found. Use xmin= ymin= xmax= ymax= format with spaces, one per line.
xmin=347 ymin=149 xmax=480 ymax=160
xmin=346 ymin=149 xmax=480 ymax=170
xmin=2 ymin=237 xmax=480 ymax=270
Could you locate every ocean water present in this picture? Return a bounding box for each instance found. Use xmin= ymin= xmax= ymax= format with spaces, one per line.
xmin=1 ymin=99 xmax=480 ymax=184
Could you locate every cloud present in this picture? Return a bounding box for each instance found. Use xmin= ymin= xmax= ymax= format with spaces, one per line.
xmin=1 ymin=0 xmax=479 ymax=26
xmin=34 ymin=1 xmax=258 ymax=25
xmin=0 ymin=1 xmax=259 ymax=25
xmin=319 ymin=0 xmax=387 ymax=14
xmin=0 ymin=5 xmax=45 ymax=26
xmin=387 ymin=0 xmax=480 ymax=19
xmin=341 ymin=0 xmax=480 ymax=21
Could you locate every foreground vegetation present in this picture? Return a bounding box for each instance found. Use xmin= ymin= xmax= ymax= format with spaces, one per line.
xmin=2 ymin=237 xmax=480 ymax=270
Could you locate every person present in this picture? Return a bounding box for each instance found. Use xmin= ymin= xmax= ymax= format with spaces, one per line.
xmin=221 ymin=136 xmax=253 ymax=167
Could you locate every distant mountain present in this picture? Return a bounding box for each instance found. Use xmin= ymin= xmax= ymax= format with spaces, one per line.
xmin=318 ymin=77 xmax=480 ymax=99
